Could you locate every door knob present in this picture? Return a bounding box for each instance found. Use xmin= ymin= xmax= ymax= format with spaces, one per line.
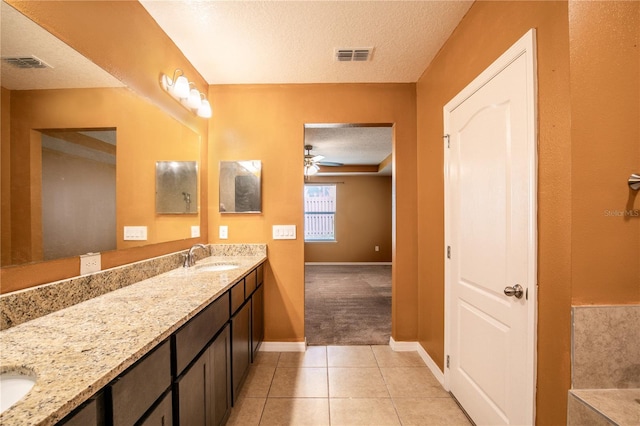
xmin=504 ymin=284 xmax=524 ymax=299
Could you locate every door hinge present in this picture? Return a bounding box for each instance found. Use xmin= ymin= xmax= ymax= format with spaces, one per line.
xmin=446 ymin=355 xmax=450 ymax=368
xmin=443 ymin=134 xmax=450 ymax=148
xmin=447 ymin=246 xmax=451 ymax=259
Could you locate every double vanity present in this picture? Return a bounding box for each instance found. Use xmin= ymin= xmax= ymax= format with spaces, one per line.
xmin=0 ymin=245 xmax=267 ymax=425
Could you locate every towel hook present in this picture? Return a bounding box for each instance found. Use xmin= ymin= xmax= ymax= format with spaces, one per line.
xmin=628 ymin=174 xmax=640 ymax=191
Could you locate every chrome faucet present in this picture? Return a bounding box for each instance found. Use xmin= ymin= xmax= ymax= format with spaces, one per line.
xmin=183 ymin=244 xmax=207 ymax=267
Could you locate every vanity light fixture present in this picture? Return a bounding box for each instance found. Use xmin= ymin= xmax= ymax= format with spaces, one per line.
xmin=161 ymin=69 xmax=212 ymax=118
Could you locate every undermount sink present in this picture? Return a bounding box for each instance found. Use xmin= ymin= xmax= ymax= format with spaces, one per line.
xmin=195 ymin=263 xmax=239 ymax=272
xmin=0 ymin=371 xmax=37 ymax=414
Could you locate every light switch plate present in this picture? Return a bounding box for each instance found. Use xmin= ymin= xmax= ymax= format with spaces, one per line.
xmin=80 ymin=253 xmax=101 ymax=275
xmin=219 ymin=225 xmax=228 ymax=239
xmin=272 ymin=225 xmax=296 ymax=240
xmin=191 ymin=226 xmax=200 ymax=238
xmin=124 ymin=226 xmax=147 ymax=241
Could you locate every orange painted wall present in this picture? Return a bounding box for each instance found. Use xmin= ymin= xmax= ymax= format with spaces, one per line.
xmin=416 ymin=1 xmax=572 ymax=425
xmin=208 ymin=84 xmax=417 ymax=343
xmin=304 ymin=175 xmax=392 ymax=263
xmin=417 ymin=1 xmax=639 ymax=424
xmin=1 ymin=87 xmax=11 ymax=266
xmin=1 ymin=1 xmax=209 ymax=293
xmin=569 ymin=1 xmax=640 ymax=304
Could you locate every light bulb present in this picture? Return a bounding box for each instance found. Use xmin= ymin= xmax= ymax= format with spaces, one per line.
xmin=305 ymin=164 xmax=319 ymax=176
xmin=197 ymin=99 xmax=212 ymax=118
xmin=172 ymin=75 xmax=189 ymax=99
xmin=187 ymin=88 xmax=202 ymax=109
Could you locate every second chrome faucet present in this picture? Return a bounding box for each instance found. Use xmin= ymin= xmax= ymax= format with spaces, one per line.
xmin=183 ymin=244 xmax=207 ymax=267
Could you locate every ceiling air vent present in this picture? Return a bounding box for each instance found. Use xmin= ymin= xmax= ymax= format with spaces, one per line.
xmin=2 ymin=55 xmax=52 ymax=69
xmin=335 ymin=48 xmax=373 ymax=62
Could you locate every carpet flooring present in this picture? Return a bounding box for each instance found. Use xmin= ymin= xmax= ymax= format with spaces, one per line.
xmin=305 ymin=264 xmax=391 ymax=346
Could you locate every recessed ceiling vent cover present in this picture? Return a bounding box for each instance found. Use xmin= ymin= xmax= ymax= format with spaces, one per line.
xmin=2 ymin=55 xmax=52 ymax=69
xmin=335 ymin=48 xmax=373 ymax=62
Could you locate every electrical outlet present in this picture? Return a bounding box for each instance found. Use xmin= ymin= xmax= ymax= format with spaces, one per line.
xmin=375 ymin=245 xmax=380 ymax=252
xmin=80 ymin=253 xmax=101 ymax=275
xmin=191 ymin=226 xmax=200 ymax=238
xmin=219 ymin=225 xmax=228 ymax=239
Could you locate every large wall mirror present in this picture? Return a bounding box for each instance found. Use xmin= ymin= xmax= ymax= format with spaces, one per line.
xmin=1 ymin=1 xmax=202 ymax=268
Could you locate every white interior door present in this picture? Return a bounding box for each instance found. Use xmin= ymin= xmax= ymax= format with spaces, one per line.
xmin=444 ymin=30 xmax=537 ymax=425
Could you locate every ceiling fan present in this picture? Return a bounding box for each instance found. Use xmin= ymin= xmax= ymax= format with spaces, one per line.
xmin=304 ymin=145 xmax=343 ymax=176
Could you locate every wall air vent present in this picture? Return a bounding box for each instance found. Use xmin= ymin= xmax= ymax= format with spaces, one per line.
xmin=2 ymin=55 xmax=52 ymax=69
xmin=335 ymin=48 xmax=373 ymax=62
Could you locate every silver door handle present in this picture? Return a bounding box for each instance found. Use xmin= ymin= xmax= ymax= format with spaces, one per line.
xmin=504 ymin=284 xmax=524 ymax=299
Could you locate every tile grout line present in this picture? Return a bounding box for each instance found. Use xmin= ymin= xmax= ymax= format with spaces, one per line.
xmin=258 ymin=351 xmax=281 ymax=425
xmin=325 ymin=346 xmax=332 ymax=425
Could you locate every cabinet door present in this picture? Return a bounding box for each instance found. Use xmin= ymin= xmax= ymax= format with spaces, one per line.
xmin=231 ymin=302 xmax=251 ymax=403
xmin=139 ymin=391 xmax=172 ymax=426
xmin=177 ymin=350 xmax=209 ymax=425
xmin=211 ymin=325 xmax=231 ymax=426
xmin=251 ymin=284 xmax=264 ymax=361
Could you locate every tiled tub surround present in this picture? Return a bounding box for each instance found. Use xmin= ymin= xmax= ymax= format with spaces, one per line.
xmin=0 ymin=244 xmax=266 ymax=330
xmin=568 ymin=305 xmax=640 ymax=426
xmin=0 ymin=247 xmax=266 ymax=425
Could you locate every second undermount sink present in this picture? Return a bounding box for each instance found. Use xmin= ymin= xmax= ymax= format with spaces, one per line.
xmin=0 ymin=371 xmax=37 ymax=414
xmin=195 ymin=263 xmax=239 ymax=272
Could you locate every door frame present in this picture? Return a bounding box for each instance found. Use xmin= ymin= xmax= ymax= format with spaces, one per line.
xmin=443 ymin=29 xmax=538 ymax=424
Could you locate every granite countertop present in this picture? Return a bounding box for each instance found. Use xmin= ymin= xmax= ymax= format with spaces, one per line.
xmin=570 ymin=389 xmax=640 ymax=425
xmin=0 ymin=254 xmax=266 ymax=425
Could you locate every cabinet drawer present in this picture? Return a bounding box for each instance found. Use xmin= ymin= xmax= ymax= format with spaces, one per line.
xmin=257 ymin=264 xmax=264 ymax=286
xmin=61 ymin=393 xmax=104 ymax=425
xmin=175 ymin=292 xmax=230 ymax=375
xmin=230 ymin=279 xmax=245 ymax=314
xmin=244 ymin=270 xmax=257 ymax=295
xmin=111 ymin=340 xmax=171 ymax=426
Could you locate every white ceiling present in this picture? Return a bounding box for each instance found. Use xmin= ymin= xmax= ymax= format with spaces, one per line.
xmin=140 ymin=0 xmax=471 ymax=174
xmin=140 ymin=0 xmax=473 ymax=85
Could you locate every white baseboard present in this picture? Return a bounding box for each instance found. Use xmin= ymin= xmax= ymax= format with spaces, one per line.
xmin=260 ymin=340 xmax=307 ymax=352
xmin=389 ymin=337 xmax=445 ymax=387
xmin=305 ymin=262 xmax=392 ymax=265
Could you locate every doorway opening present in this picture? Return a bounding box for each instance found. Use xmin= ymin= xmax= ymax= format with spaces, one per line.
xmin=303 ymin=123 xmax=394 ymax=345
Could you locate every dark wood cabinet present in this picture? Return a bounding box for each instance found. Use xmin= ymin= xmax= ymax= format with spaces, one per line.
xmin=176 ymin=325 xmax=230 ymax=426
xmin=174 ymin=292 xmax=229 ymax=376
xmin=110 ymin=341 xmax=171 ymax=426
xmin=231 ymin=301 xmax=251 ymax=404
xmin=60 ymin=393 xmax=104 ymax=426
xmin=55 ymin=262 xmax=264 ymax=426
xmin=211 ymin=325 xmax=231 ymax=426
xmin=139 ymin=392 xmax=172 ymax=426
xmin=251 ymin=283 xmax=264 ymax=361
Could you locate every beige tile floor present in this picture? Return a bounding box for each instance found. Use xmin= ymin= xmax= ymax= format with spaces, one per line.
xmin=227 ymin=345 xmax=472 ymax=425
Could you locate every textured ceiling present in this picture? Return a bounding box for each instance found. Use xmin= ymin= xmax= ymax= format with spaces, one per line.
xmin=0 ymin=1 xmax=124 ymax=90
xmin=3 ymin=0 xmax=472 ymax=176
xmin=140 ymin=0 xmax=473 ymax=84
xmin=305 ymin=125 xmax=393 ymax=176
